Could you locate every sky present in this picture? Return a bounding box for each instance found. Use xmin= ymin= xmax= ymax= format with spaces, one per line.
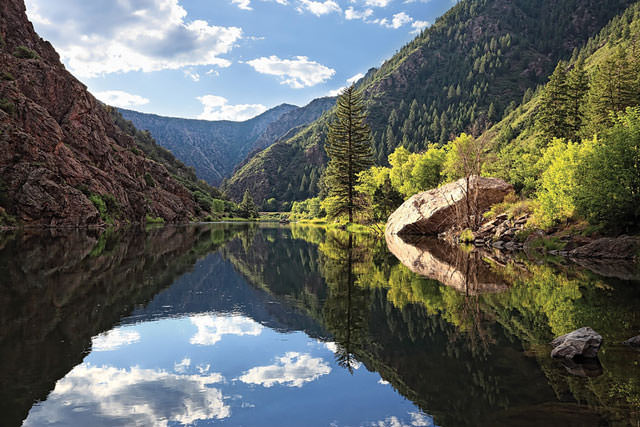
xmin=25 ymin=0 xmax=456 ymax=121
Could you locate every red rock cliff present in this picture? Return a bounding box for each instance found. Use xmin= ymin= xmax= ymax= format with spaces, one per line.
xmin=0 ymin=0 xmax=198 ymax=226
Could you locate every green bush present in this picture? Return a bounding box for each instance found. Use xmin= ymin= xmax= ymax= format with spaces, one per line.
xmin=13 ymin=46 xmax=39 ymax=60
xmin=0 ymin=98 xmax=15 ymax=115
xmin=459 ymin=229 xmax=475 ymax=243
xmin=144 ymin=172 xmax=155 ymax=187
xmin=145 ymin=214 xmax=165 ymax=224
xmin=574 ymin=108 xmax=640 ymax=231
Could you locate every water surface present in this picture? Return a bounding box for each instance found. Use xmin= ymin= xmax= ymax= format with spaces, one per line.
xmin=1 ymin=224 xmax=639 ymax=426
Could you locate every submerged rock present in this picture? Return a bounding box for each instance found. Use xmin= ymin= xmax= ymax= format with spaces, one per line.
xmin=569 ymin=236 xmax=640 ymax=260
xmin=623 ymin=335 xmax=640 ymax=348
xmin=385 ymin=176 xmax=513 ymax=236
xmin=550 ymin=327 xmax=602 ymax=359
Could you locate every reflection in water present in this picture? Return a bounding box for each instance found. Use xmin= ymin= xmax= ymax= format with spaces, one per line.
xmin=385 ymin=233 xmax=510 ymax=294
xmin=1 ymin=224 xmax=639 ymax=426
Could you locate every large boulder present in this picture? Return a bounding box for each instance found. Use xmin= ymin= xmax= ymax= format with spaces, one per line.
xmin=623 ymin=335 xmax=640 ymax=348
xmin=386 ymin=176 xmax=513 ymax=236
xmin=551 ymin=327 xmax=603 ymax=359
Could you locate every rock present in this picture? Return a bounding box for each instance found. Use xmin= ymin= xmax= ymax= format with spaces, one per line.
xmin=569 ymin=236 xmax=640 ymax=260
xmin=623 ymin=335 xmax=640 ymax=347
xmin=492 ymin=241 xmax=505 ymax=249
xmin=0 ymin=0 xmax=198 ymax=226
xmin=550 ymin=327 xmax=603 ymax=359
xmin=386 ymin=176 xmax=513 ymax=236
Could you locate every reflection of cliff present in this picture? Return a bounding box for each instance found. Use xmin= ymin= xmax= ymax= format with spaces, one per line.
xmin=0 ymin=225 xmax=236 ymax=427
xmin=385 ymin=233 xmax=510 ymax=295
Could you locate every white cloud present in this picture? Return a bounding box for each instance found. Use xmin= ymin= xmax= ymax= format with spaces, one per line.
xmin=345 ymin=7 xmax=374 ymax=20
xmin=174 ymin=358 xmax=191 ymax=373
xmin=378 ymin=378 xmax=390 ymax=385
xmin=189 ymin=314 xmax=264 ymax=344
xmin=365 ymin=0 xmax=393 ymax=7
xmin=25 ymin=0 xmax=242 ymax=77
xmin=94 ymin=90 xmax=150 ymax=109
xmin=23 ymin=364 xmax=228 ymax=426
xmin=373 ymin=11 xmax=412 ymax=29
xmin=232 ymin=0 xmax=253 ymax=10
xmin=347 ymin=72 xmax=365 ymax=84
xmin=238 ymin=352 xmax=331 ymax=387
xmin=296 ymin=0 xmax=342 ymax=16
xmin=91 ymin=328 xmax=141 ymax=351
xmin=368 ymin=413 xmax=435 ymax=427
xmin=246 ymin=55 xmax=335 ymax=88
xmin=326 ymin=72 xmax=365 ymax=96
xmin=411 ymin=20 xmax=430 ymax=34
xmin=183 ymin=69 xmax=201 ymax=81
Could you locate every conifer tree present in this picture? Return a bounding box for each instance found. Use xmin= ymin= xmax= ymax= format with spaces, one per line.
xmin=565 ymin=60 xmax=589 ymax=140
xmin=536 ymin=62 xmax=570 ymax=140
xmin=238 ymin=190 xmax=258 ymax=219
xmin=324 ymin=85 xmax=374 ymax=222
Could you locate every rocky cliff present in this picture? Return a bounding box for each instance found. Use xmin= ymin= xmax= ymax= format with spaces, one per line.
xmin=0 ymin=0 xmax=199 ymax=227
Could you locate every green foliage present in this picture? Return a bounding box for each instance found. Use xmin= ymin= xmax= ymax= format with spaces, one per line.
xmin=237 ymin=190 xmax=258 ymax=219
xmin=13 ymin=45 xmax=39 ymax=60
xmin=291 ymin=197 xmax=325 ymax=219
xmin=323 ymin=86 xmax=373 ymax=222
xmin=459 ymin=229 xmax=475 ymax=243
xmin=574 ymin=108 xmax=640 ymax=231
xmin=388 ymin=145 xmax=446 ymax=197
xmin=1 ymin=71 xmax=15 ymax=81
xmin=443 ymin=133 xmax=487 ymax=182
xmin=0 ymin=98 xmax=15 ymax=115
xmin=144 ymin=172 xmax=155 ymax=187
xmin=89 ymin=193 xmax=121 ymax=225
xmin=145 ymin=214 xmax=165 ymax=224
xmin=533 ymin=138 xmax=593 ymax=228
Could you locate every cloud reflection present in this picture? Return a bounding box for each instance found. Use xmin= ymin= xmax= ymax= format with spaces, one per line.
xmin=91 ymin=329 xmax=140 ymax=352
xmin=23 ymin=364 xmax=229 ymax=426
xmin=190 ymin=314 xmax=263 ymax=346
xmin=238 ymin=352 xmax=331 ymax=388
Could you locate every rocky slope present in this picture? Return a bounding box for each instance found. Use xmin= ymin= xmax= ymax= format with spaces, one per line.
xmin=0 ymin=0 xmax=201 ymax=227
xmin=119 ymin=104 xmax=298 ymax=186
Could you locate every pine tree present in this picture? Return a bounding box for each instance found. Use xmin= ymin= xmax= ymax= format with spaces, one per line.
xmin=238 ymin=190 xmax=258 ymax=219
xmin=324 ymin=85 xmax=374 ymax=223
xmin=565 ymin=60 xmax=589 ymax=141
xmin=536 ymin=61 xmax=570 ymax=140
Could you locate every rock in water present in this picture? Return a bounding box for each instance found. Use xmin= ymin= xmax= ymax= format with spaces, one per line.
xmin=550 ymin=327 xmax=603 ymax=359
xmin=623 ymin=335 xmax=640 ymax=347
xmin=385 ymin=176 xmax=513 ymax=236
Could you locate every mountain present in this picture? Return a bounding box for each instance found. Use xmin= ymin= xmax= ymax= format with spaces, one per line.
xmin=224 ymin=0 xmax=636 ymax=208
xmin=480 ymin=2 xmax=640 ymax=194
xmin=120 ymin=96 xmax=336 ymax=188
xmin=0 ymin=0 xmax=210 ymax=226
xmin=119 ymin=104 xmax=297 ymax=187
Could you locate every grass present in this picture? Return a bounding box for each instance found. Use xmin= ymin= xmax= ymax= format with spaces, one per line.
xmin=526 ymin=236 xmax=567 ymax=252
xmin=484 ymin=192 xmax=536 ymax=221
xmin=145 ymin=214 xmax=165 ymax=224
xmin=13 ymin=46 xmax=39 ymax=60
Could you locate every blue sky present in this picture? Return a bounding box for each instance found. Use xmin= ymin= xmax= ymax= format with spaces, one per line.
xmin=26 ymin=0 xmax=455 ymax=121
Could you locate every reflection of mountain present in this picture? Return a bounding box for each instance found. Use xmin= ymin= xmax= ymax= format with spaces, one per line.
xmin=385 ymin=233 xmax=510 ymax=295
xmin=123 ymin=251 xmax=328 ymax=340
xmin=0 ymin=225 xmax=237 ymax=427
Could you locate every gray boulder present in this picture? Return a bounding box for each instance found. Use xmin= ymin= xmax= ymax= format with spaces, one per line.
xmin=386 ymin=176 xmax=513 ymax=236
xmin=550 ymin=327 xmax=602 ymax=359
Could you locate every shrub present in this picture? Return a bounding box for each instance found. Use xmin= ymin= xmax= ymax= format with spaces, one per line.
xmin=13 ymin=46 xmax=39 ymax=60
xmin=144 ymin=172 xmax=155 ymax=187
xmin=574 ymin=108 xmax=640 ymax=231
xmin=145 ymin=214 xmax=165 ymax=224
xmin=459 ymin=229 xmax=475 ymax=243
xmin=0 ymin=98 xmax=15 ymax=115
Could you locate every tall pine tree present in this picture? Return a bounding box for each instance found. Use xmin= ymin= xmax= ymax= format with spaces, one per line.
xmin=324 ymin=85 xmax=374 ymax=223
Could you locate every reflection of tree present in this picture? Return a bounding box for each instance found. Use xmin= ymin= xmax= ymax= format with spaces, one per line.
xmin=320 ymin=231 xmax=370 ymax=373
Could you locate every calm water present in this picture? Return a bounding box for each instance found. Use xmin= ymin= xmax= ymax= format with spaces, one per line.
xmin=0 ymin=223 xmax=639 ymax=426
